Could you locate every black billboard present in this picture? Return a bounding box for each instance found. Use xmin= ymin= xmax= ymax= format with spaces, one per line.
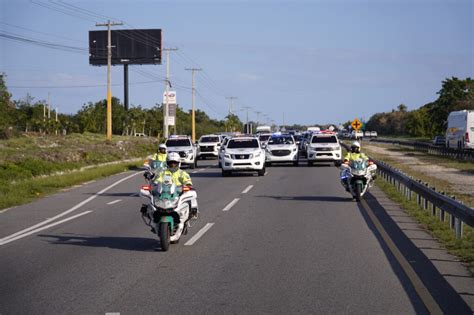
xmin=89 ymin=29 xmax=162 ymax=66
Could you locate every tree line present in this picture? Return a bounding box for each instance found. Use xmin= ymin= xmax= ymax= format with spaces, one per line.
xmin=0 ymin=73 xmax=243 ymax=139
xmin=365 ymin=77 xmax=474 ymax=138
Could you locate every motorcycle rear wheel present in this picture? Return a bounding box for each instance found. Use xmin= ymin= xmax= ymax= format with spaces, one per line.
xmin=159 ymin=222 xmax=171 ymax=251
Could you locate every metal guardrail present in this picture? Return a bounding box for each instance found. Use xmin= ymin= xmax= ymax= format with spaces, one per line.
xmin=369 ymin=138 xmax=474 ymax=161
xmin=341 ymin=142 xmax=474 ymax=238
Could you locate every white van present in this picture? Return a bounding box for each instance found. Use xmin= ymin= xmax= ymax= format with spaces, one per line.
xmin=445 ymin=110 xmax=474 ymax=149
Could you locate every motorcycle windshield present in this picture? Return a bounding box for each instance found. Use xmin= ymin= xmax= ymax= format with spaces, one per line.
xmin=350 ymin=160 xmax=367 ymax=171
xmin=149 ymin=159 xmax=166 ymax=171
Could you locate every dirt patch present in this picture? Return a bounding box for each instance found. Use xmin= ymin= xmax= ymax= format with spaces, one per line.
xmin=365 ymin=144 xmax=474 ymax=198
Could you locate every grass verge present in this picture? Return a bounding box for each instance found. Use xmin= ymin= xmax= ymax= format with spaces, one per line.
xmin=0 ymin=160 xmax=142 ymax=210
xmin=363 ymin=145 xmax=474 ymax=207
xmin=376 ymin=178 xmax=474 ymax=274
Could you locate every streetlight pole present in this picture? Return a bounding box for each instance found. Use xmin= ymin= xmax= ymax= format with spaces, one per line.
xmin=185 ymin=67 xmax=202 ymax=143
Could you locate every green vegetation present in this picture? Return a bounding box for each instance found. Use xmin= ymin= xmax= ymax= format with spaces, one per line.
xmin=0 ymin=132 xmax=158 ymax=209
xmin=365 ymin=77 xmax=474 ymax=138
xmin=0 ymin=73 xmax=243 ymax=139
xmin=376 ymin=178 xmax=474 ymax=274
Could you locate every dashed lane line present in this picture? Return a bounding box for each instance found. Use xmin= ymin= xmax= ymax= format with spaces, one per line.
xmin=0 ymin=172 xmax=140 ymax=243
xmin=0 ymin=211 xmax=93 ymax=246
xmin=184 ymin=223 xmax=215 ymax=246
xmin=242 ymin=185 xmax=254 ymax=194
xmin=222 ymin=198 xmax=240 ymax=212
xmin=107 ymin=199 xmax=122 ymax=205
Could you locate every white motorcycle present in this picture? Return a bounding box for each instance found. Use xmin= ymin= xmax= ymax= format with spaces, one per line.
xmin=340 ymin=158 xmax=377 ymax=201
xmin=139 ymin=174 xmax=198 ymax=251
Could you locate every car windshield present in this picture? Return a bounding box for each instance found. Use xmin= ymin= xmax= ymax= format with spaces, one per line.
xmin=268 ymin=136 xmax=294 ymax=145
xmin=311 ymin=136 xmax=338 ymax=143
xmin=259 ymin=135 xmax=271 ymax=142
xmin=200 ymin=136 xmax=220 ymax=143
xmin=166 ymin=139 xmax=191 ymax=147
xmin=227 ymin=139 xmax=259 ymax=148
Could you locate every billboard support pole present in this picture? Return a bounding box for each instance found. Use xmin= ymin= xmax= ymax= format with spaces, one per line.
xmin=124 ymin=64 xmax=129 ymax=111
xmin=96 ymin=20 xmax=123 ymax=141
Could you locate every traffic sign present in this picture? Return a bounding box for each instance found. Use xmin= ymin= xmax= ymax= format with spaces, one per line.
xmin=351 ymin=118 xmax=362 ymax=130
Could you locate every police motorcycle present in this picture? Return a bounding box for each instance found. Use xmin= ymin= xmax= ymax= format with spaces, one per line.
xmin=340 ymin=158 xmax=377 ymax=202
xmin=139 ymin=174 xmax=198 ymax=251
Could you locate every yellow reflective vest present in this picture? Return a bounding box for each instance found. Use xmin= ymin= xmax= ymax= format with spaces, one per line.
xmin=344 ymin=152 xmax=368 ymax=162
xmin=151 ymin=152 xmax=167 ymax=162
xmin=154 ymin=169 xmax=192 ymax=186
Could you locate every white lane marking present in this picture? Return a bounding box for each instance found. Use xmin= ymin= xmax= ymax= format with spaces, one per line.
xmin=0 ymin=207 xmax=12 ymax=214
xmin=0 ymin=211 xmax=93 ymax=246
xmin=107 ymin=199 xmax=122 ymax=205
xmin=222 ymin=198 xmax=240 ymax=211
xmin=0 ymin=172 xmax=140 ymax=243
xmin=184 ymin=223 xmax=214 ymax=246
xmin=242 ymin=185 xmax=254 ymax=194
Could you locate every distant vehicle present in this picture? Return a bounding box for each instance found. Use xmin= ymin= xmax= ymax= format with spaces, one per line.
xmin=307 ymin=126 xmax=320 ymax=132
xmin=299 ymin=131 xmax=313 ymax=156
xmin=370 ymin=131 xmax=378 ymax=138
xmin=165 ymin=135 xmax=197 ymax=169
xmin=364 ymin=131 xmax=372 ymax=137
xmin=265 ymin=134 xmax=299 ymax=166
xmin=306 ymin=132 xmax=342 ymax=166
xmin=445 ymin=110 xmax=474 ymax=149
xmin=134 ymin=132 xmax=146 ymax=137
xmin=351 ymin=130 xmax=364 ymax=140
xmin=432 ymin=135 xmax=446 ymax=146
xmin=221 ymin=136 xmax=265 ymax=177
xmin=258 ymin=133 xmax=272 ymax=146
xmin=256 ymin=125 xmax=272 ymax=134
xmin=197 ymin=134 xmax=222 ymax=159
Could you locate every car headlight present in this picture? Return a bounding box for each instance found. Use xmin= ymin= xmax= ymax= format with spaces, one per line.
xmin=187 ymin=150 xmax=193 ymax=154
xmin=254 ymin=152 xmax=261 ymax=158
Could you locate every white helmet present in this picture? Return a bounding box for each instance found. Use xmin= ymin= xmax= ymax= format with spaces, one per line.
xmin=351 ymin=141 xmax=361 ymax=148
xmin=166 ymin=152 xmax=181 ymax=170
xmin=159 ymin=143 xmax=167 ymax=150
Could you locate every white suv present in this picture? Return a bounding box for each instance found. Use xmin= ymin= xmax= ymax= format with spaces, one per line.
xmin=197 ymin=134 xmax=222 ymax=159
xmin=166 ymin=135 xmax=197 ymax=169
xmin=221 ymin=137 xmax=265 ymax=177
xmin=265 ymin=134 xmax=299 ymax=166
xmin=306 ymin=133 xmax=342 ymax=166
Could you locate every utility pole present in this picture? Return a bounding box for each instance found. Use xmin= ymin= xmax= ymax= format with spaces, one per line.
xmin=163 ymin=48 xmax=178 ymax=139
xmin=185 ymin=67 xmax=202 ymax=143
xmin=226 ymin=96 xmax=237 ymax=115
xmin=55 ymin=105 xmax=58 ymax=135
xmin=47 ymin=92 xmax=51 ymax=119
xmin=96 ymin=20 xmax=123 ymax=141
xmin=242 ymin=106 xmax=251 ymax=133
xmin=255 ymin=111 xmax=261 ymax=127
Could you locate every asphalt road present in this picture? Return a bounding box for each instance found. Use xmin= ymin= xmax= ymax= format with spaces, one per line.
xmin=0 ymin=159 xmax=471 ymax=314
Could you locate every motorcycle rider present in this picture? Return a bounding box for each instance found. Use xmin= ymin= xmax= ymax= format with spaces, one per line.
xmin=343 ymin=141 xmax=368 ymax=163
xmin=154 ymin=152 xmax=198 ymax=218
xmin=341 ymin=141 xmax=370 ymax=191
xmin=152 ymin=143 xmax=167 ymax=162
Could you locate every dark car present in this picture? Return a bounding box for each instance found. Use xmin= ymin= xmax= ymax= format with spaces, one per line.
xmin=433 ymin=136 xmax=446 ymax=146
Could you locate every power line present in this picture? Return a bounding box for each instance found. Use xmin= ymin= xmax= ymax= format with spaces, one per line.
xmin=8 ymin=80 xmax=159 ymax=89
xmin=0 ymin=31 xmax=87 ymax=54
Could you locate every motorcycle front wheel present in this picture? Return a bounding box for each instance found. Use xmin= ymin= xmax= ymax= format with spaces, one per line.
xmin=159 ymin=222 xmax=171 ymax=251
xmin=355 ymin=182 xmax=363 ymax=202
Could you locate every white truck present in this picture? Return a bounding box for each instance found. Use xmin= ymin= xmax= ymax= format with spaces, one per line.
xmin=306 ymin=132 xmax=342 ymax=166
xmin=197 ymin=134 xmax=222 ymax=159
xmin=445 ymin=110 xmax=474 ymax=149
xmin=256 ymin=125 xmax=272 ymax=134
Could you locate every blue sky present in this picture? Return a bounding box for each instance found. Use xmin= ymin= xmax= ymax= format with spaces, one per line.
xmin=1 ymin=0 xmax=472 ymax=126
